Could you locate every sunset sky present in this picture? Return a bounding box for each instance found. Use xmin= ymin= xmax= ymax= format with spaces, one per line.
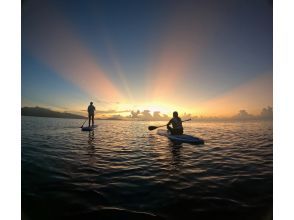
xmin=22 ymin=0 xmax=272 ymax=117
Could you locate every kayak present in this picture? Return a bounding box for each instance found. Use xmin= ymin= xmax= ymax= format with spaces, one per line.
xmin=81 ymin=125 xmax=97 ymax=131
xmin=157 ymin=129 xmax=204 ymax=145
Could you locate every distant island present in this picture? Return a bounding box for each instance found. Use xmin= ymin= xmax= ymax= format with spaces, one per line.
xmin=21 ymin=107 xmax=86 ymax=119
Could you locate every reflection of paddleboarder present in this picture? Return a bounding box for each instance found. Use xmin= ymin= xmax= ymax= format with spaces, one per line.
xmin=87 ymin=102 xmax=95 ymax=127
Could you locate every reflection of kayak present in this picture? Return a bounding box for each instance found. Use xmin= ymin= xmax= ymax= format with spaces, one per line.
xmin=157 ymin=129 xmax=204 ymax=145
xmin=81 ymin=125 xmax=97 ymax=131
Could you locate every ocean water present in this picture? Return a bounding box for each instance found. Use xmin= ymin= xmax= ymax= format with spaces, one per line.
xmin=22 ymin=116 xmax=273 ymax=220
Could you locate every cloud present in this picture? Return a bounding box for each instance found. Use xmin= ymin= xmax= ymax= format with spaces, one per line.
xmin=181 ymin=112 xmax=192 ymax=120
xmin=153 ymin=111 xmax=169 ymax=120
xmin=81 ymin=109 xmax=131 ymax=114
xmin=141 ymin=110 xmax=153 ymax=120
xmin=131 ymin=110 xmax=140 ymax=118
xmin=232 ymin=110 xmax=254 ymax=120
xmin=259 ymin=106 xmax=273 ymax=119
xmin=190 ymin=106 xmax=273 ymax=121
xmin=108 ymin=110 xmax=174 ymax=120
xmin=129 ymin=109 xmax=171 ymax=120
xmin=107 ymin=114 xmax=125 ymax=120
xmin=95 ymin=109 xmax=130 ymax=114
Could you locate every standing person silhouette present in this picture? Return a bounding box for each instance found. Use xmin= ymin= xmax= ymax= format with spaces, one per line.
xmin=167 ymin=111 xmax=183 ymax=135
xmin=87 ymin=102 xmax=95 ymax=127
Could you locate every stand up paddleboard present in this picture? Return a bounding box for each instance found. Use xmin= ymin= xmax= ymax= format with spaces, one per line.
xmin=157 ymin=129 xmax=204 ymax=145
xmin=81 ymin=125 xmax=97 ymax=131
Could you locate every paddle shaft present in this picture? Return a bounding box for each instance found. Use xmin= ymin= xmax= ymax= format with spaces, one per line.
xmin=149 ymin=119 xmax=191 ymax=130
xmin=80 ymin=118 xmax=87 ymax=128
xmin=181 ymin=119 xmax=191 ymax=123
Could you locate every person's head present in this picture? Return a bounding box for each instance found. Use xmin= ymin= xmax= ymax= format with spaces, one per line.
xmin=90 ymin=102 xmax=93 ymax=105
xmin=173 ymin=111 xmax=178 ymax=118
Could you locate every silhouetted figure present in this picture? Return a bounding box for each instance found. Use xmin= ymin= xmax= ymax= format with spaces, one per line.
xmin=167 ymin=111 xmax=183 ymax=135
xmin=87 ymin=102 xmax=95 ymax=126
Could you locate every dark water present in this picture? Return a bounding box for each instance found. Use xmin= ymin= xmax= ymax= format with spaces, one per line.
xmin=22 ymin=116 xmax=272 ymax=220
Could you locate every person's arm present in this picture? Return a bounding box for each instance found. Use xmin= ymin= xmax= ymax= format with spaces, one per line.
xmin=167 ymin=119 xmax=172 ymax=126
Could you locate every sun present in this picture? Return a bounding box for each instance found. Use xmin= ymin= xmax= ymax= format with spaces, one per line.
xmin=147 ymin=105 xmax=170 ymax=115
xmin=138 ymin=102 xmax=179 ymax=116
xmin=118 ymin=101 xmax=191 ymax=117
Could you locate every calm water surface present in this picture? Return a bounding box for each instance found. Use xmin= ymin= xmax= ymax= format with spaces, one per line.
xmin=22 ymin=116 xmax=272 ymax=220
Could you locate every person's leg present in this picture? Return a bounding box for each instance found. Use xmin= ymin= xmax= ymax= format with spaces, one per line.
xmin=91 ymin=115 xmax=94 ymax=126
xmin=173 ymin=128 xmax=183 ymax=135
xmin=88 ymin=114 xmax=91 ymax=127
xmin=178 ymin=128 xmax=183 ymax=135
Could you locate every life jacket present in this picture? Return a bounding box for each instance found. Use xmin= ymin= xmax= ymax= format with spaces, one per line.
xmin=171 ymin=117 xmax=183 ymax=129
xmin=88 ymin=105 xmax=95 ymax=114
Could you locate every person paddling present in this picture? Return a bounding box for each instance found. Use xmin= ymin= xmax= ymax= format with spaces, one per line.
xmin=167 ymin=111 xmax=183 ymax=135
xmin=87 ymin=102 xmax=96 ymax=127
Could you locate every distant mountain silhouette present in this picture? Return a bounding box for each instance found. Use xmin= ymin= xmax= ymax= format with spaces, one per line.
xmin=21 ymin=107 xmax=86 ymax=119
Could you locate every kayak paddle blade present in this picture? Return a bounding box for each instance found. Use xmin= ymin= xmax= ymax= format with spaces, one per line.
xmin=148 ymin=126 xmax=158 ymax=131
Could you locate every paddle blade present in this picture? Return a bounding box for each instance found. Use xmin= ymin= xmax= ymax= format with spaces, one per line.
xmin=148 ymin=126 xmax=158 ymax=131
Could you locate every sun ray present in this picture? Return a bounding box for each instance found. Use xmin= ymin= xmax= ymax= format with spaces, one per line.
xmin=23 ymin=1 xmax=123 ymax=102
xmin=196 ymin=73 xmax=273 ymax=116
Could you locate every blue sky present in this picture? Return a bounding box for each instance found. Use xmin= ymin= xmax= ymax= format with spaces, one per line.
xmin=22 ymin=0 xmax=272 ymax=117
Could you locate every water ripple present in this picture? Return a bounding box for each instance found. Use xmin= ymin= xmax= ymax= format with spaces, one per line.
xmin=22 ymin=117 xmax=272 ymax=220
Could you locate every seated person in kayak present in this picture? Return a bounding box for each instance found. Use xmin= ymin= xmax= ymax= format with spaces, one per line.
xmin=88 ymin=102 xmax=96 ymax=127
xmin=167 ymin=111 xmax=183 ymax=135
